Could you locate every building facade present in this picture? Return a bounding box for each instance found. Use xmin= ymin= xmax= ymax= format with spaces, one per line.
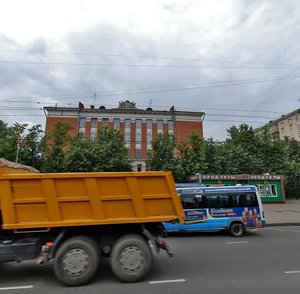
xmin=44 ymin=101 xmax=205 ymax=171
xmin=255 ymin=108 xmax=300 ymax=141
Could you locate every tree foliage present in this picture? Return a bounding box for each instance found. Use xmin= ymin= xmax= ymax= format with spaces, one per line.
xmin=149 ymin=123 xmax=300 ymax=198
xmin=0 ymin=119 xmax=299 ymax=198
xmin=174 ymin=132 xmax=207 ymax=182
xmin=18 ymin=124 xmax=44 ymax=169
xmin=62 ymin=133 xmax=95 ymax=172
xmin=41 ymin=124 xmax=132 ymax=172
xmin=150 ymin=133 xmax=176 ymax=171
xmin=40 ymin=122 xmax=73 ymax=172
xmin=90 ymin=127 xmax=132 ymax=172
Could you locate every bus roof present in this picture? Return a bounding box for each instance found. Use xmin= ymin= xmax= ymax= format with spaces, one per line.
xmin=176 ymin=183 xmax=205 ymax=188
xmin=177 ymin=185 xmax=257 ymax=195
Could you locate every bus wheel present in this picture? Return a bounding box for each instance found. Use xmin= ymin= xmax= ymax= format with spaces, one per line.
xmin=110 ymin=234 xmax=152 ymax=283
xmin=230 ymin=222 xmax=246 ymax=237
xmin=53 ymin=236 xmax=100 ymax=286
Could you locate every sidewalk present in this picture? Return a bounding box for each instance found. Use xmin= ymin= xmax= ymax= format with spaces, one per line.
xmin=263 ymin=199 xmax=300 ymax=226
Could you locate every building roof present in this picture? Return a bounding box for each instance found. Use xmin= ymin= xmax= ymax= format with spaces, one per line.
xmin=44 ymin=101 xmax=205 ymax=119
xmin=254 ymin=108 xmax=300 ymax=132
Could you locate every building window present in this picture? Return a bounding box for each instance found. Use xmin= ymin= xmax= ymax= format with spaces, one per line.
xmin=157 ymin=119 xmax=163 ymax=133
xmin=125 ymin=119 xmax=131 ymax=147
xmin=257 ymin=184 xmax=277 ymax=197
xmin=168 ymin=120 xmax=174 ymax=131
xmin=113 ymin=118 xmax=120 ymax=129
xmin=136 ymin=119 xmax=142 ymax=130
xmin=125 ymin=119 xmax=131 ymax=129
xmin=135 ymin=119 xmax=142 ymax=149
xmin=90 ymin=132 xmax=97 ymax=141
xmin=91 ymin=118 xmax=97 ymax=128
xmin=146 ymin=119 xmax=152 ymax=130
xmin=79 ymin=117 xmax=86 ymax=128
xmin=288 ymin=119 xmax=292 ymax=126
xmin=102 ymin=118 xmax=109 ymax=127
xmin=125 ymin=133 xmax=130 ymax=144
xmin=147 ymin=133 xmax=152 ymax=148
xmin=135 ymin=149 xmax=142 ymax=159
xmin=146 ymin=119 xmax=152 ymax=149
xmin=136 ymin=133 xmax=142 ymax=144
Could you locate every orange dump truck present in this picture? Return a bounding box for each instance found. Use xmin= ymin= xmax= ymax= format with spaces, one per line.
xmin=0 ymin=160 xmax=184 ymax=286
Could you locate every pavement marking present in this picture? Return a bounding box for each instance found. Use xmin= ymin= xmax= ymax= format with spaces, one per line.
xmin=226 ymin=241 xmax=249 ymax=244
xmin=0 ymin=285 xmax=34 ymax=291
xmin=149 ymin=279 xmax=186 ymax=285
xmin=284 ymin=270 xmax=300 ymax=274
xmin=265 ymin=227 xmax=300 ymax=233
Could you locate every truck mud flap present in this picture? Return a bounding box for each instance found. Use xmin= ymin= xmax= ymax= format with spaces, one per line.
xmin=142 ymin=228 xmax=174 ymax=257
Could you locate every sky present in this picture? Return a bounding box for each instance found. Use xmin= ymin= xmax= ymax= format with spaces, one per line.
xmin=1 ymin=0 xmax=300 ymax=140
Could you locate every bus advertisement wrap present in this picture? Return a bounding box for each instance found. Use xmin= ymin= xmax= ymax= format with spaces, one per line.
xmin=184 ymin=207 xmax=262 ymax=228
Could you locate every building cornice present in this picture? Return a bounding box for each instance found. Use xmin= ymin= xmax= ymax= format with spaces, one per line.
xmin=44 ymin=106 xmax=205 ymax=119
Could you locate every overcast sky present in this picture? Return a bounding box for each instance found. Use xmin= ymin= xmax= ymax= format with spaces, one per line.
xmin=1 ymin=0 xmax=300 ymax=140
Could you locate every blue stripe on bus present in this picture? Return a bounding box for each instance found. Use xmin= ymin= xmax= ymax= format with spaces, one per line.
xmin=176 ymin=186 xmax=257 ymax=194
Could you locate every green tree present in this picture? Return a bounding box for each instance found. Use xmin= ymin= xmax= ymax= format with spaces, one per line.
xmin=203 ymin=139 xmax=225 ymax=174
xmin=149 ymin=133 xmax=176 ymax=171
xmin=18 ymin=124 xmax=44 ymax=169
xmin=0 ymin=121 xmax=27 ymax=162
xmin=226 ymin=124 xmax=256 ymax=150
xmin=90 ymin=127 xmax=132 ymax=172
xmin=41 ymin=122 xmax=73 ymax=172
xmin=62 ymin=133 xmax=95 ymax=172
xmin=175 ymin=132 xmax=207 ymax=182
xmin=253 ymin=128 xmax=287 ymax=174
xmin=0 ymin=120 xmax=10 ymax=159
xmin=284 ymin=139 xmax=300 ymax=198
xmin=225 ymin=124 xmax=263 ymax=174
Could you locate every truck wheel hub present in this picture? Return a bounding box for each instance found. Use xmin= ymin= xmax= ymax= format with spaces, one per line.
xmin=120 ymin=246 xmax=144 ymax=272
xmin=62 ymin=249 xmax=89 ymax=276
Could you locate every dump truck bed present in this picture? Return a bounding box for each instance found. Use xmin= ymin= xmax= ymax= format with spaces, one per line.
xmin=0 ymin=171 xmax=184 ymax=230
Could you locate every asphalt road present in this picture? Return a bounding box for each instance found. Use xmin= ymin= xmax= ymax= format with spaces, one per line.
xmin=0 ymin=226 xmax=300 ymax=294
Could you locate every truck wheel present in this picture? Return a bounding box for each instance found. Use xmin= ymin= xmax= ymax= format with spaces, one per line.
xmin=53 ymin=236 xmax=100 ymax=286
xmin=110 ymin=234 xmax=152 ymax=283
xmin=230 ymin=222 xmax=246 ymax=237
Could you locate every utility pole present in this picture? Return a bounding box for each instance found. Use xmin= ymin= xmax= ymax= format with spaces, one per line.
xmin=15 ymin=137 xmax=21 ymax=163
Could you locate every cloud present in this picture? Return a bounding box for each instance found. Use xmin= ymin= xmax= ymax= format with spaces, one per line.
xmin=0 ymin=0 xmax=300 ymax=140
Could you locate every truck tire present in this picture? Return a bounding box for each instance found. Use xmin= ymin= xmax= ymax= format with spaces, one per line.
xmin=53 ymin=236 xmax=100 ymax=286
xmin=230 ymin=222 xmax=246 ymax=237
xmin=110 ymin=234 xmax=152 ymax=283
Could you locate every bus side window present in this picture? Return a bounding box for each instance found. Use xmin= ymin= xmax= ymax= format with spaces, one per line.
xmin=249 ymin=194 xmax=259 ymax=206
xmin=180 ymin=194 xmax=196 ymax=209
xmin=205 ymin=195 xmax=219 ymax=208
xmin=195 ymin=194 xmax=205 ymax=208
xmin=237 ymin=194 xmax=258 ymax=207
xmin=231 ymin=195 xmax=238 ymax=207
xmin=219 ymin=195 xmax=232 ymax=208
xmin=238 ymin=195 xmax=247 ymax=207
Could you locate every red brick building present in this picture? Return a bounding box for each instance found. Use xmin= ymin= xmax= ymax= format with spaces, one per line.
xmin=44 ymin=101 xmax=205 ymax=171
